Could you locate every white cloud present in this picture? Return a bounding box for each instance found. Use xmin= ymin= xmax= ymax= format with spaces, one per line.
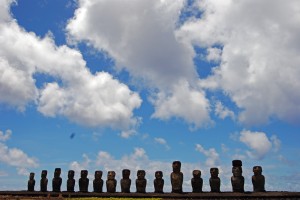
xmin=0 ymin=0 xmax=142 ymax=130
xmin=0 ymin=130 xmax=39 ymax=175
xmin=206 ymin=47 xmax=222 ymax=62
xmin=154 ymin=137 xmax=170 ymax=150
xmin=195 ymin=144 xmax=220 ymax=167
xmin=214 ymin=101 xmax=235 ymax=120
xmin=151 ymin=80 xmax=212 ymax=129
xmin=239 ymin=130 xmax=272 ymax=160
xmin=271 ymin=135 xmax=281 ymax=152
xmin=67 ymin=0 xmax=212 ymax=129
xmin=0 ymin=129 xmax=12 ymax=141
xmin=178 ymin=0 xmax=300 ymax=125
xmin=120 ymin=130 xmax=137 ymax=139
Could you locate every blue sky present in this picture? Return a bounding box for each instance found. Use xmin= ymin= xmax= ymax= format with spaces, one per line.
xmin=0 ymin=0 xmax=300 ymax=192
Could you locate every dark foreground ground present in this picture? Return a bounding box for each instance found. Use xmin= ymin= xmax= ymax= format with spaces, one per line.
xmin=1 ymin=191 xmax=300 ymax=200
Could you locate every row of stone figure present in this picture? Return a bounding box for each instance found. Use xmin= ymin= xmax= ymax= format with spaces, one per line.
xmin=27 ymin=160 xmax=265 ymax=193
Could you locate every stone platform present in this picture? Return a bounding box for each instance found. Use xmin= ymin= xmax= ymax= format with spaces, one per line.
xmin=1 ymin=191 xmax=300 ymax=199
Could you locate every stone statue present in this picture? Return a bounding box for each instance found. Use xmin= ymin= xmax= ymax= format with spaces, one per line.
xmin=40 ymin=170 xmax=48 ymax=192
xmin=136 ymin=170 xmax=146 ymax=193
xmin=170 ymin=161 xmax=183 ymax=193
xmin=93 ymin=170 xmax=103 ymax=193
xmin=154 ymin=171 xmax=164 ymax=193
xmin=106 ymin=171 xmax=117 ymax=193
xmin=209 ymin=168 xmax=220 ymax=192
xmin=231 ymin=160 xmax=244 ymax=192
xmin=121 ymin=169 xmax=131 ymax=193
xmin=52 ymin=168 xmax=62 ymax=192
xmin=67 ymin=170 xmax=75 ymax=192
xmin=191 ymin=170 xmax=203 ymax=193
xmin=27 ymin=172 xmax=35 ymax=192
xmin=252 ymin=166 xmax=266 ymax=192
xmin=79 ymin=170 xmax=89 ymax=192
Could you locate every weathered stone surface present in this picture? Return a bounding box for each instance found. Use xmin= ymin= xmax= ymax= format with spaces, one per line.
xmin=209 ymin=168 xmax=220 ymax=192
xmin=67 ymin=170 xmax=75 ymax=192
xmin=136 ymin=170 xmax=146 ymax=193
xmin=79 ymin=170 xmax=89 ymax=192
xmin=231 ymin=160 xmax=244 ymax=193
xmin=40 ymin=170 xmax=48 ymax=192
xmin=93 ymin=170 xmax=103 ymax=193
xmin=191 ymin=170 xmax=203 ymax=193
xmin=170 ymin=161 xmax=183 ymax=193
xmin=154 ymin=171 xmax=164 ymax=193
xmin=27 ymin=172 xmax=35 ymax=192
xmin=52 ymin=168 xmax=62 ymax=192
xmin=252 ymin=166 xmax=266 ymax=192
xmin=106 ymin=171 xmax=117 ymax=193
xmin=121 ymin=169 xmax=131 ymax=193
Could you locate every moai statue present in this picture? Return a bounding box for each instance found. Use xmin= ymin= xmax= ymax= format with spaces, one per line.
xmin=191 ymin=170 xmax=203 ymax=193
xmin=209 ymin=168 xmax=220 ymax=192
xmin=121 ymin=169 xmax=131 ymax=193
xmin=106 ymin=171 xmax=117 ymax=193
xmin=27 ymin=172 xmax=35 ymax=192
xmin=67 ymin=170 xmax=75 ymax=192
xmin=154 ymin=171 xmax=164 ymax=193
xmin=93 ymin=170 xmax=103 ymax=193
xmin=52 ymin=168 xmax=62 ymax=192
xmin=252 ymin=166 xmax=266 ymax=192
xmin=170 ymin=161 xmax=183 ymax=193
xmin=40 ymin=170 xmax=48 ymax=192
xmin=136 ymin=170 xmax=146 ymax=193
xmin=231 ymin=160 xmax=244 ymax=193
xmin=79 ymin=170 xmax=89 ymax=192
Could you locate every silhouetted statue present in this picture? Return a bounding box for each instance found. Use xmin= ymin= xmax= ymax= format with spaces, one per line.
xmin=231 ymin=160 xmax=244 ymax=192
xmin=170 ymin=161 xmax=183 ymax=193
xmin=67 ymin=170 xmax=75 ymax=192
xmin=79 ymin=170 xmax=89 ymax=192
xmin=154 ymin=171 xmax=164 ymax=193
xmin=52 ymin=168 xmax=62 ymax=192
xmin=93 ymin=170 xmax=103 ymax=193
xmin=252 ymin=166 xmax=266 ymax=192
xmin=27 ymin=172 xmax=35 ymax=192
xmin=136 ymin=170 xmax=146 ymax=193
xmin=209 ymin=168 xmax=220 ymax=192
xmin=191 ymin=170 xmax=203 ymax=193
xmin=106 ymin=171 xmax=117 ymax=193
xmin=121 ymin=169 xmax=131 ymax=193
xmin=40 ymin=170 xmax=48 ymax=192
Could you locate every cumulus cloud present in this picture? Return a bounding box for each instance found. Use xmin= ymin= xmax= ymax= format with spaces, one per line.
xmin=0 ymin=130 xmax=39 ymax=175
xmin=214 ymin=101 xmax=235 ymax=120
xmin=178 ymin=0 xmax=300 ymax=125
xmin=151 ymin=80 xmax=212 ymax=129
xmin=195 ymin=144 xmax=220 ymax=167
xmin=239 ymin=130 xmax=281 ymax=160
xmin=0 ymin=0 xmax=141 ymax=130
xmin=154 ymin=137 xmax=170 ymax=150
xmin=0 ymin=129 xmax=12 ymax=142
xmin=66 ymin=0 xmax=212 ymax=129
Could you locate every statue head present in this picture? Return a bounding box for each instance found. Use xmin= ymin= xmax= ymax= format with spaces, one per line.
xmin=54 ymin=168 xmax=61 ymax=178
xmin=137 ymin=170 xmax=145 ymax=180
xmin=232 ymin=166 xmax=242 ymax=177
xmin=95 ymin=170 xmax=103 ymax=179
xmin=193 ymin=170 xmax=201 ymax=178
xmin=122 ymin=169 xmax=130 ymax=179
xmin=68 ymin=170 xmax=74 ymax=179
xmin=253 ymin=166 xmax=262 ymax=175
xmin=155 ymin=171 xmax=163 ymax=179
xmin=29 ymin=172 xmax=35 ymax=180
xmin=41 ymin=170 xmax=47 ymax=178
xmin=107 ymin=171 xmax=116 ymax=180
xmin=81 ymin=170 xmax=88 ymax=178
xmin=172 ymin=161 xmax=181 ymax=173
xmin=210 ymin=168 xmax=219 ymax=178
